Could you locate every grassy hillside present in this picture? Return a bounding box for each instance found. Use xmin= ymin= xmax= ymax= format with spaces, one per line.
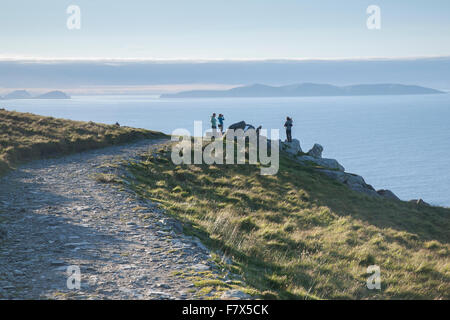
xmin=124 ymin=141 xmax=449 ymax=300
xmin=0 ymin=109 xmax=166 ymax=175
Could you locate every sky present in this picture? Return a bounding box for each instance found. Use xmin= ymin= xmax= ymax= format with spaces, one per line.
xmin=1 ymin=0 xmax=450 ymax=60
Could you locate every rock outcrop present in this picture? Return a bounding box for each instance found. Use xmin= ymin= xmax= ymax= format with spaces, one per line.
xmin=296 ymin=155 xmax=345 ymax=172
xmin=377 ymin=189 xmax=400 ymax=201
xmin=281 ymin=139 xmax=302 ymax=156
xmin=280 ymin=140 xmax=400 ymax=200
xmin=409 ymin=199 xmax=431 ymax=207
xmin=319 ymin=170 xmax=379 ymax=197
xmin=228 ymin=121 xmax=246 ymax=131
xmin=307 ymin=143 xmax=324 ymax=158
xmin=281 ymin=140 xmax=344 ymax=171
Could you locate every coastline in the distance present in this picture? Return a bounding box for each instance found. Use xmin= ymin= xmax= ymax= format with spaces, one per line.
xmin=0 ymin=90 xmax=70 ymax=100
xmin=161 ymin=83 xmax=445 ymax=98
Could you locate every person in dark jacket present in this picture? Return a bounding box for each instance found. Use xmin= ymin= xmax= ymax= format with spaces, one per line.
xmin=284 ymin=117 xmax=293 ymax=142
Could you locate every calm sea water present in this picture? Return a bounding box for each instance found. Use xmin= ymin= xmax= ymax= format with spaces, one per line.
xmin=3 ymin=94 xmax=450 ymax=206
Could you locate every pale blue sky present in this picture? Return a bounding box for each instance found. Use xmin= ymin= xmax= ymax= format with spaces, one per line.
xmin=1 ymin=0 xmax=450 ymax=60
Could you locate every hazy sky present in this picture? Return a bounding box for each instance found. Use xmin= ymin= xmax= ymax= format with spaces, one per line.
xmin=1 ymin=0 xmax=450 ymax=60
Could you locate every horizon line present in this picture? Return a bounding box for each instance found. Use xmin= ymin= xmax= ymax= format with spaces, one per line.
xmin=1 ymin=55 xmax=450 ymax=63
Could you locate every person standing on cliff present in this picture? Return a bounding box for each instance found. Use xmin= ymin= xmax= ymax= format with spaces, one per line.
xmin=284 ymin=117 xmax=293 ymax=143
xmin=218 ymin=114 xmax=225 ymax=135
xmin=211 ymin=113 xmax=218 ymax=135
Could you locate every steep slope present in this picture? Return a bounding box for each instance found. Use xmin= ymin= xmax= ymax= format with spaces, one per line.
xmin=125 ymin=142 xmax=450 ymax=299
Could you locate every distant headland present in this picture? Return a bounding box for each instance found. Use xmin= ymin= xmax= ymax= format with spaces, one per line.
xmin=0 ymin=90 xmax=70 ymax=100
xmin=160 ymin=83 xmax=444 ymax=98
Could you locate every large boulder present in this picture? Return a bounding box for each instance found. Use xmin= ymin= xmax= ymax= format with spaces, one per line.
xmin=228 ymin=121 xmax=246 ymax=131
xmin=244 ymin=124 xmax=255 ymax=131
xmin=282 ymin=140 xmax=344 ymax=171
xmin=307 ymin=144 xmax=324 ymax=158
xmin=409 ymin=199 xmax=431 ymax=207
xmin=377 ymin=189 xmax=400 ymax=201
xmin=319 ymin=170 xmax=379 ymax=197
xmin=281 ymin=140 xmax=399 ymax=200
xmin=296 ymin=155 xmax=345 ymax=172
xmin=281 ymin=139 xmax=302 ymax=156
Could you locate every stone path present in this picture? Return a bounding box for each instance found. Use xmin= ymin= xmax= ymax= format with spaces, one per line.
xmin=0 ymin=139 xmax=242 ymax=300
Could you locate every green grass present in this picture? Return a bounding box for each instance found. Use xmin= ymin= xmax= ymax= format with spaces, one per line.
xmin=0 ymin=109 xmax=167 ymax=175
xmin=125 ymin=141 xmax=450 ymax=300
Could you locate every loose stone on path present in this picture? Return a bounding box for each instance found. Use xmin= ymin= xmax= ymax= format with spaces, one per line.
xmin=0 ymin=139 xmax=246 ymax=300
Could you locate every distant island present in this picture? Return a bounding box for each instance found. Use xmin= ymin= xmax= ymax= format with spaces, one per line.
xmin=0 ymin=90 xmax=70 ymax=100
xmin=160 ymin=83 xmax=444 ymax=98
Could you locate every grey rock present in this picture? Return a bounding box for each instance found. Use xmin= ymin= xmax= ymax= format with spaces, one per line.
xmin=0 ymin=200 xmax=10 ymax=206
xmin=377 ymin=189 xmax=400 ymax=201
xmin=307 ymin=143 xmax=324 ymax=158
xmin=178 ymin=291 xmax=188 ymax=297
xmin=191 ymin=263 xmax=210 ymax=271
xmin=281 ymin=139 xmax=302 ymax=155
xmin=296 ymin=155 xmax=345 ymax=172
xmin=227 ymin=121 xmax=246 ymax=131
xmin=138 ymin=275 xmax=148 ymax=281
xmin=194 ymin=239 xmax=208 ymax=251
xmin=64 ymin=242 xmax=90 ymax=247
xmin=221 ymin=290 xmax=252 ymax=300
xmin=159 ymin=219 xmax=184 ymax=233
xmin=171 ymin=221 xmax=184 ymax=234
xmin=54 ymin=266 xmax=68 ymax=271
xmin=0 ymin=226 xmax=7 ymax=241
xmin=409 ymin=199 xmax=431 ymax=207
xmin=244 ymin=124 xmax=255 ymax=131
xmin=319 ymin=170 xmax=378 ymax=197
xmin=13 ymin=269 xmax=24 ymax=276
xmin=147 ymin=290 xmax=170 ymax=297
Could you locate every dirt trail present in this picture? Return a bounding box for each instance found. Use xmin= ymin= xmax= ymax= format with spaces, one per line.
xmin=0 ymin=139 xmax=242 ymax=300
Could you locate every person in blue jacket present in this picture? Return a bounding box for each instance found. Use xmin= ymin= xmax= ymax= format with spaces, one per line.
xmin=218 ymin=114 xmax=225 ymax=135
xmin=211 ymin=113 xmax=217 ymax=134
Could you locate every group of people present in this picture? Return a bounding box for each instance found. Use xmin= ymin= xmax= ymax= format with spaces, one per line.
xmin=210 ymin=113 xmax=294 ymax=142
xmin=210 ymin=113 xmax=226 ymax=135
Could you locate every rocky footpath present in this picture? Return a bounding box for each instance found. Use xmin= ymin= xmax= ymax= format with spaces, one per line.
xmin=0 ymin=139 xmax=249 ymax=300
xmin=281 ymin=139 xmax=401 ymax=200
